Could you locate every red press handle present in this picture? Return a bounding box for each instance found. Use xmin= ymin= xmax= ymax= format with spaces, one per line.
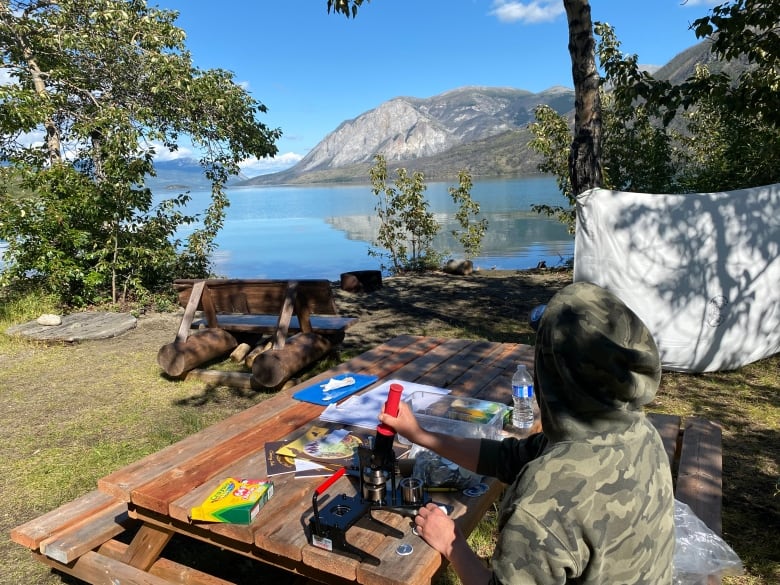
xmin=314 ymin=466 xmax=346 ymax=496
xmin=377 ymin=383 xmax=403 ymax=437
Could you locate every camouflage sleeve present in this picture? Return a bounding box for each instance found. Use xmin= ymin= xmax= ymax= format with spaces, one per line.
xmin=476 ymin=433 xmax=548 ymax=483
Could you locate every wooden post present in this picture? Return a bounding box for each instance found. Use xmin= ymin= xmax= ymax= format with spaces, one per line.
xmin=251 ymin=332 xmax=333 ymax=388
xmin=157 ymin=328 xmax=238 ymax=377
xmin=245 ymin=338 xmax=273 ymax=368
xmin=230 ymin=343 xmax=252 ymax=362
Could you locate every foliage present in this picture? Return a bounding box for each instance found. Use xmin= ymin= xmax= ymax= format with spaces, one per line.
xmin=447 ymin=170 xmax=488 ymax=259
xmin=326 ymin=0 xmax=368 ymax=19
xmin=671 ymin=64 xmax=780 ymax=192
xmin=691 ymin=0 xmax=780 ymax=130
xmin=527 ymin=105 xmax=577 ymax=234
xmin=529 ymin=2 xmax=780 ymax=231
xmin=0 ymin=0 xmax=280 ymax=307
xmin=597 ymin=13 xmax=780 ymax=191
xmin=368 ymin=154 xmax=441 ymax=274
xmin=595 ymin=24 xmax=678 ymax=194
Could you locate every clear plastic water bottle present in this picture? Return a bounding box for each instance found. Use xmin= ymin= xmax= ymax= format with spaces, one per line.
xmin=511 ymin=364 xmax=535 ymax=429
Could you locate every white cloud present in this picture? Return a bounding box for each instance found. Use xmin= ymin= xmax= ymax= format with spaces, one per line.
xmin=490 ymin=0 xmax=564 ymax=24
xmin=150 ymin=142 xmax=197 ymax=161
xmin=682 ymin=0 xmax=720 ymax=6
xmin=239 ymin=152 xmax=303 ymax=176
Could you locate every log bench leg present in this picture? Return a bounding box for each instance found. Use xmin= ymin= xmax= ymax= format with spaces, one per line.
xmin=251 ymin=332 xmax=335 ymax=388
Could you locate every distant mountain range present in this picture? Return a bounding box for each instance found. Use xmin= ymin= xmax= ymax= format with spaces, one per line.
xmin=241 ymin=85 xmax=575 ymax=186
xmin=151 ymin=39 xmax=720 ymax=189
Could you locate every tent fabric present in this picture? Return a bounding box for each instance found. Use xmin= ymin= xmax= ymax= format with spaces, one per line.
xmin=573 ymin=183 xmax=780 ymax=373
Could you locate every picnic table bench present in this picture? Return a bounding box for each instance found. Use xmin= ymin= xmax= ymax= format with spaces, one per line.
xmin=159 ymin=278 xmax=358 ymax=387
xmin=12 ymin=336 xmax=724 ymax=585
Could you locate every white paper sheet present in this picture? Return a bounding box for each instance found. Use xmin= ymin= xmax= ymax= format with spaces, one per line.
xmin=318 ymin=379 xmax=450 ymax=429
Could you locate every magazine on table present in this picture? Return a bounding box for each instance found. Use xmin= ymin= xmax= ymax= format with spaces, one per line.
xmin=274 ymin=424 xmax=369 ymax=468
xmin=270 ymin=422 xmax=411 ymax=474
xmin=264 ymin=439 xmax=339 ymax=478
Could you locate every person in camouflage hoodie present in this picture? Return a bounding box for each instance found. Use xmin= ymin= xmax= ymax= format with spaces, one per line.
xmin=378 ymin=281 xmax=675 ymax=585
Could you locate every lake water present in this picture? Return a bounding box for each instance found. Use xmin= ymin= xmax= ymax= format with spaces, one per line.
xmin=165 ymin=175 xmax=574 ymax=280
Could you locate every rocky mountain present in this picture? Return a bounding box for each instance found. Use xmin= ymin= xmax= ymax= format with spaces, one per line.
xmin=242 ymin=86 xmax=576 ymax=185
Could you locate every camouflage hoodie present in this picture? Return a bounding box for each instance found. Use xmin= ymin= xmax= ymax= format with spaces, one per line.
xmin=476 ymin=281 xmax=675 ymax=584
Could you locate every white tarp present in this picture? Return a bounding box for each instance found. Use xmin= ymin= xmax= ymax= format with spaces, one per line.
xmin=573 ymin=183 xmax=780 ymax=372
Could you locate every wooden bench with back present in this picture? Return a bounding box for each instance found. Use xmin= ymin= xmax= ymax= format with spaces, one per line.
xmin=172 ymin=278 xmax=357 ymax=344
xmin=158 ymin=278 xmax=358 ymax=388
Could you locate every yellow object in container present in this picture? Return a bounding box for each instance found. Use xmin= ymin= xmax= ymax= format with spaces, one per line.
xmin=190 ymin=478 xmax=273 ymax=524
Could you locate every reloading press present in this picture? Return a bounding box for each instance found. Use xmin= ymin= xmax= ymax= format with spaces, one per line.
xmin=307 ymin=443 xmax=427 ymax=565
xmin=307 ymin=383 xmax=429 ymax=565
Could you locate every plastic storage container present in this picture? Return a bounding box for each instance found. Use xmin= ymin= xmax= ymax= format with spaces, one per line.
xmin=402 ymin=391 xmax=508 ymax=441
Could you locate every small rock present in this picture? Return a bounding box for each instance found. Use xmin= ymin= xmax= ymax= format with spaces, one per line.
xmin=444 ymin=259 xmax=474 ymax=276
xmin=37 ymin=314 xmax=62 ymax=326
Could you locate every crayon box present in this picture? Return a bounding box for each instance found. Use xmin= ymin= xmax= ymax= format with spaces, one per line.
xmin=190 ymin=478 xmax=273 ymax=524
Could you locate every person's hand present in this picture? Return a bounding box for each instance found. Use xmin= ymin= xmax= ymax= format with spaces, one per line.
xmin=414 ymin=502 xmax=461 ymax=560
xmin=378 ymin=400 xmax=424 ymax=443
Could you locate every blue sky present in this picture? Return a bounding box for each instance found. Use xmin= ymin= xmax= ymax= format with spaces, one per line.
xmin=151 ymin=0 xmax=721 ymax=176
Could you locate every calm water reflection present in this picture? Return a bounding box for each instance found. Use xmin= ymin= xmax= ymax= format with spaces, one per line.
xmin=175 ymin=176 xmax=573 ymax=279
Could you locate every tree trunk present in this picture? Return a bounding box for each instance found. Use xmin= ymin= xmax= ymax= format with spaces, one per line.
xmin=245 ymin=337 xmax=274 ymax=368
xmin=0 ymin=0 xmax=64 ymax=166
xmin=157 ymin=328 xmax=238 ymax=377
xmin=230 ymin=342 xmax=253 ymax=362
xmin=564 ymin=0 xmax=602 ymax=195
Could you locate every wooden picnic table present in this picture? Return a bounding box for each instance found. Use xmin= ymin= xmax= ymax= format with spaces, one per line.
xmin=12 ymin=335 xmax=723 ymax=585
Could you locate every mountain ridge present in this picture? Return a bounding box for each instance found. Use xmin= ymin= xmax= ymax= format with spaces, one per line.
xmin=243 ymin=84 xmax=579 ymax=186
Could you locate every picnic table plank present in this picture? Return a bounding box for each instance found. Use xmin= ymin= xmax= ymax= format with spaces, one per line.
xmin=675 ymin=417 xmax=722 ymax=535
xmin=647 ymin=412 xmax=682 ymax=471
xmin=97 ymin=538 xmax=239 ymax=585
xmin=10 ymin=489 xmax=122 ymax=550
xmin=443 ymin=342 xmax=529 ymax=402
xmin=36 ymin=549 xmax=175 ymax=585
xmin=176 ymin=280 xmax=206 ymax=342
xmin=130 ymin=402 xmax=324 ymax=514
xmin=120 ymin=522 xmax=174 ymax=571
xmin=193 ymin=314 xmax=357 ymax=334
xmin=401 ymin=337 xmax=476 ymax=388
xmin=252 ymin=472 xmax=322 ymax=561
xmin=39 ymin=500 xmax=128 ymax=564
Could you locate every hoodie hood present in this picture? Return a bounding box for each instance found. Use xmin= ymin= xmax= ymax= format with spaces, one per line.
xmin=534 ymin=281 xmax=661 ymax=442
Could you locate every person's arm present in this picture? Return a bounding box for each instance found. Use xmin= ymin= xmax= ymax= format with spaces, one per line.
xmin=414 ymin=503 xmax=493 ymax=585
xmin=378 ymin=401 xmax=483 ymax=472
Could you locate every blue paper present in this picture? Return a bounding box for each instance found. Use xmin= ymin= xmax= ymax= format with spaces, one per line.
xmin=293 ymin=373 xmax=378 ymax=406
